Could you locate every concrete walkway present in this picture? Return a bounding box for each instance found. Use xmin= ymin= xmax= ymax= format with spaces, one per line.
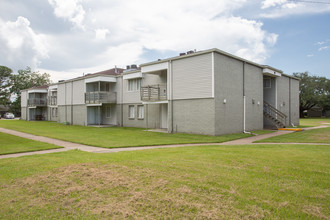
xmin=0 ymin=126 xmax=329 ymax=159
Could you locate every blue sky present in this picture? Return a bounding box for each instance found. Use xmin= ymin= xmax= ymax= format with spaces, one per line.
xmin=0 ymin=0 xmax=329 ymax=81
xmin=261 ymin=13 xmax=330 ymax=78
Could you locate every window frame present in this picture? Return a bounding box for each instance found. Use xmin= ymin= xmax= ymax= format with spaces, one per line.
xmin=137 ymin=105 xmax=144 ymax=119
xmin=128 ymin=78 xmax=142 ymax=92
xmin=128 ymin=105 xmax=135 ymax=119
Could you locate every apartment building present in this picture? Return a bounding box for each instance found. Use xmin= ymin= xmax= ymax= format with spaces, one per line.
xmin=21 ymin=48 xmax=300 ymax=135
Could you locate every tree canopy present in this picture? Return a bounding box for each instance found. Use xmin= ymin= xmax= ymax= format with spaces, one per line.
xmin=10 ymin=67 xmax=51 ymax=115
xmin=0 ymin=66 xmax=13 ymax=106
xmin=293 ymin=72 xmax=330 ymax=117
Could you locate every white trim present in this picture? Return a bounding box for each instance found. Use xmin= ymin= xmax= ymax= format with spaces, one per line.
xmin=86 ymin=104 xmax=102 ymax=106
xmin=211 ymin=52 xmax=215 ymax=98
xmin=28 ymin=89 xmax=48 ymax=93
xmin=85 ymin=76 xmax=116 ymax=83
xmin=141 ymin=62 xmax=168 ymax=73
xmin=49 ymin=85 xmax=58 ymax=90
xmin=123 ymin=72 xmax=142 ymax=80
xmin=28 ymin=106 xmax=37 ymax=109
xmin=142 ymin=101 xmax=168 ymax=105
xmin=263 ymin=68 xmax=281 ymax=77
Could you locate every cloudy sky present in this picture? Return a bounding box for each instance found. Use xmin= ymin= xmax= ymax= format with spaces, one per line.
xmin=0 ymin=0 xmax=329 ymax=82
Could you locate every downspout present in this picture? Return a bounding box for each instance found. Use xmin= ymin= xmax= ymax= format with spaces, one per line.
xmin=243 ymin=61 xmax=251 ymax=134
xmin=65 ymin=83 xmax=67 ymax=122
xmin=71 ymin=81 xmax=73 ymax=125
xmin=98 ymin=81 xmax=101 ymax=126
xmin=289 ymin=78 xmax=292 ymax=126
xmin=121 ymin=77 xmax=124 ymax=127
xmin=170 ymin=60 xmax=174 ymax=133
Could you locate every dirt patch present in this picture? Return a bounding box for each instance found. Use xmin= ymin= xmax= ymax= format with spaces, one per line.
xmin=1 ymin=163 xmax=251 ymax=219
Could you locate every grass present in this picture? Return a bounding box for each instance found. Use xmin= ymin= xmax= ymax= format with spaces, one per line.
xmin=0 ymin=144 xmax=329 ymax=219
xmin=256 ymin=127 xmax=330 ymax=144
xmin=298 ymin=117 xmax=330 ymax=128
xmin=0 ymin=132 xmax=62 ymax=155
xmin=0 ymin=120 xmax=251 ymax=148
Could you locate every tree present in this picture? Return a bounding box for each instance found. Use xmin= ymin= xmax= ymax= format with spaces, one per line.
xmin=10 ymin=67 xmax=51 ymax=116
xmin=0 ymin=66 xmax=13 ymax=106
xmin=293 ymin=72 xmax=330 ymax=117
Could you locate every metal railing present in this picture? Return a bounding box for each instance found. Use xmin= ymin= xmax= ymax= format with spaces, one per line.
xmin=28 ymin=98 xmax=47 ymax=106
xmin=85 ymin=91 xmax=116 ymax=104
xmin=140 ymin=84 xmax=167 ymax=101
xmin=48 ymin=96 xmax=57 ymax=106
xmin=263 ymin=101 xmax=287 ymax=127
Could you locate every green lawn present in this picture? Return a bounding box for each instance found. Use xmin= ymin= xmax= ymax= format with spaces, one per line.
xmin=0 ymin=132 xmax=62 ymax=155
xmin=0 ymin=144 xmax=329 ymax=219
xmin=299 ymin=117 xmax=330 ymax=128
xmin=256 ymin=127 xmax=330 ymax=144
xmin=0 ymin=120 xmax=251 ymax=148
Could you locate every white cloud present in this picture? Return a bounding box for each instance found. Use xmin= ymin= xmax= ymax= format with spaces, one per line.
xmin=261 ymin=0 xmax=288 ymax=9
xmin=307 ymin=54 xmax=314 ymax=57
xmin=94 ymin=28 xmax=110 ymax=41
xmin=48 ymin=0 xmax=86 ymax=30
xmin=260 ymin=0 xmax=330 ymax=18
xmin=1 ymin=0 xmax=282 ymax=81
xmin=81 ymin=0 xmax=276 ymax=63
xmin=319 ymin=46 xmax=330 ymax=51
xmin=0 ymin=16 xmax=49 ymax=71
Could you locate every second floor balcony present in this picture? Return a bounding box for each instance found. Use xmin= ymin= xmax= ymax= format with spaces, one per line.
xmin=141 ymin=84 xmax=167 ymax=102
xmin=85 ymin=91 xmax=116 ymax=104
xmin=28 ymin=98 xmax=47 ymax=107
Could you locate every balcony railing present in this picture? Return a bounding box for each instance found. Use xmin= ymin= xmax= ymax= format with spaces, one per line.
xmin=85 ymin=91 xmax=116 ymax=104
xmin=141 ymin=84 xmax=167 ymax=102
xmin=48 ymin=96 xmax=57 ymax=106
xmin=28 ymin=98 xmax=47 ymax=106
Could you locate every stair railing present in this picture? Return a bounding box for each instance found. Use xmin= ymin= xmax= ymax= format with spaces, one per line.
xmin=263 ymin=101 xmax=287 ymax=127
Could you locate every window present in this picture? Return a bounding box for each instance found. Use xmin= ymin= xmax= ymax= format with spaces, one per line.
xmin=128 ymin=79 xmax=134 ymax=91
xmin=264 ymin=78 xmax=271 ymax=88
xmin=136 ymin=78 xmax=141 ymax=90
xmin=129 ymin=105 xmax=135 ymax=119
xmin=137 ymin=105 xmax=144 ymax=119
xmin=128 ymin=78 xmax=142 ymax=91
xmin=51 ymin=107 xmax=58 ymax=117
xmin=106 ymin=106 xmax=111 ymax=118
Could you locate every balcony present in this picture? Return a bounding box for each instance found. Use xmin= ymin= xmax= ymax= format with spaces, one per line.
xmin=48 ymin=96 xmax=57 ymax=106
xmin=28 ymin=98 xmax=47 ymax=107
xmin=141 ymin=84 xmax=167 ymax=102
xmin=85 ymin=91 xmax=116 ymax=104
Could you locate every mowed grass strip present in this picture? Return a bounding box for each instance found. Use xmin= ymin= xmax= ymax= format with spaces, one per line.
xmin=256 ymin=127 xmax=330 ymax=144
xmin=0 ymin=132 xmax=62 ymax=155
xmin=0 ymin=144 xmax=329 ymax=219
xmin=0 ymin=120 xmax=251 ymax=148
xmin=299 ymin=118 xmax=330 ymax=128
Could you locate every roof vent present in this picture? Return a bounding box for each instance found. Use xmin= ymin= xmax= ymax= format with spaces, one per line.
xmin=179 ymin=52 xmax=186 ymax=56
xmin=187 ymin=50 xmax=194 ymax=54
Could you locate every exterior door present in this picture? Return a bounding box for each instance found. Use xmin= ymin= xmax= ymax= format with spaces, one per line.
xmin=160 ymin=104 xmax=168 ymax=129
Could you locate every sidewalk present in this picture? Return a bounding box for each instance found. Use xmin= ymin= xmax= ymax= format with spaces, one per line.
xmin=0 ymin=127 xmax=329 ymax=159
